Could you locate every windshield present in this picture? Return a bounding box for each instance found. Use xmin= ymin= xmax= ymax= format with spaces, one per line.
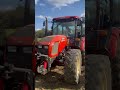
xmin=52 ymin=21 xmax=76 ymax=37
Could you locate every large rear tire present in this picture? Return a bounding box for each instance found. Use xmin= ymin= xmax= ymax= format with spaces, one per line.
xmin=86 ymin=55 xmax=112 ymax=90
xmin=64 ymin=49 xmax=82 ymax=84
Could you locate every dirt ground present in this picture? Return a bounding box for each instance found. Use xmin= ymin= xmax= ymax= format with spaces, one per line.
xmin=35 ymin=66 xmax=85 ymax=90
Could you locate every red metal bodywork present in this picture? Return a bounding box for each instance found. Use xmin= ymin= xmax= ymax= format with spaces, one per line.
xmin=80 ymin=37 xmax=85 ymax=51
xmin=108 ymin=28 xmax=120 ymax=59
xmin=53 ymin=16 xmax=80 ymax=20
xmin=7 ymin=24 xmax=34 ymax=46
xmin=36 ymin=16 xmax=85 ymax=74
xmin=37 ymin=35 xmax=68 ymax=58
xmin=7 ymin=37 xmax=34 ymax=46
xmin=6 ymin=24 xmax=36 ymax=72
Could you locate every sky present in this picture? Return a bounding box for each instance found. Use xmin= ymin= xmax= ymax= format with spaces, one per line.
xmin=35 ymin=0 xmax=85 ymax=31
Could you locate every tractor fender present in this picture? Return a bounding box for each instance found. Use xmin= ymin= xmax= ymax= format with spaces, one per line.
xmin=108 ymin=27 xmax=120 ymax=59
xmin=49 ymin=35 xmax=67 ymax=58
xmin=37 ymin=35 xmax=67 ymax=58
xmin=80 ymin=37 xmax=85 ymax=51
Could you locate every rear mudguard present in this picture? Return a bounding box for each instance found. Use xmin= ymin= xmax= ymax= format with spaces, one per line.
xmin=108 ymin=27 xmax=120 ymax=59
xmin=80 ymin=37 xmax=85 ymax=51
xmin=80 ymin=37 xmax=85 ymax=62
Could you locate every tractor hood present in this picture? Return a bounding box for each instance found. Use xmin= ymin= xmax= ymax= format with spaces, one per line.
xmin=37 ymin=36 xmax=54 ymax=45
xmin=37 ymin=35 xmax=67 ymax=46
xmin=37 ymin=35 xmax=68 ymax=58
xmin=7 ymin=24 xmax=34 ymax=46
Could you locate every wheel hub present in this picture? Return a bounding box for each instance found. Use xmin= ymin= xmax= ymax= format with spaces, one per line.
xmin=37 ymin=65 xmax=47 ymax=75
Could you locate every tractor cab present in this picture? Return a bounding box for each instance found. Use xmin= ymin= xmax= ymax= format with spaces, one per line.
xmin=51 ymin=16 xmax=85 ymax=48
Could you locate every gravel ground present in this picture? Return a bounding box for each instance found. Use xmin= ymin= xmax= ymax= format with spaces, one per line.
xmin=35 ymin=66 xmax=85 ymax=90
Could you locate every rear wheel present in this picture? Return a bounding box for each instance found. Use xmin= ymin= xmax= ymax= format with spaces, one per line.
xmin=64 ymin=49 xmax=82 ymax=84
xmin=86 ymin=55 xmax=112 ymax=90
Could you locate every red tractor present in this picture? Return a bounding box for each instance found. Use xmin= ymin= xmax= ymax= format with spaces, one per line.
xmin=0 ymin=0 xmax=35 ymax=90
xmin=36 ymin=16 xmax=85 ymax=84
xmin=86 ymin=0 xmax=120 ymax=90
xmin=0 ymin=24 xmax=35 ymax=90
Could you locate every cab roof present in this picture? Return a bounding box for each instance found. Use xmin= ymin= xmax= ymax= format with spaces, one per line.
xmin=53 ymin=16 xmax=80 ymax=21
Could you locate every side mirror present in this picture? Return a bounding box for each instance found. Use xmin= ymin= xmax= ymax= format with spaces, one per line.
xmin=43 ymin=21 xmax=45 ymax=26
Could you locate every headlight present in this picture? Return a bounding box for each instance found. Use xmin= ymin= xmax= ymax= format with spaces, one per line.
xmin=44 ymin=46 xmax=48 ymax=49
xmin=38 ymin=45 xmax=42 ymax=48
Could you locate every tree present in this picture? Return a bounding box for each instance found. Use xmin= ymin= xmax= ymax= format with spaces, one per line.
xmin=35 ymin=28 xmax=45 ymax=38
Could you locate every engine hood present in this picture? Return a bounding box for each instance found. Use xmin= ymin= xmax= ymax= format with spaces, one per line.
xmin=37 ymin=35 xmax=67 ymax=46
xmin=37 ymin=35 xmax=68 ymax=58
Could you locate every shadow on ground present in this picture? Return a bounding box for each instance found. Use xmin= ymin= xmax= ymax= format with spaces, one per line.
xmin=35 ymin=66 xmax=85 ymax=90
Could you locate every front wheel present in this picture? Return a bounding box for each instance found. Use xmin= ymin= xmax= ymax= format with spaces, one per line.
xmin=64 ymin=49 xmax=82 ymax=84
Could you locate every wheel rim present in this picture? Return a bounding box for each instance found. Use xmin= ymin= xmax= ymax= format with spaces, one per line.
xmin=37 ymin=65 xmax=43 ymax=73
xmin=75 ymin=56 xmax=81 ymax=83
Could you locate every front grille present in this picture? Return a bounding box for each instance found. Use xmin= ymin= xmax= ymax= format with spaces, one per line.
xmin=38 ymin=48 xmax=48 ymax=55
xmin=7 ymin=53 xmax=33 ymax=69
xmin=6 ymin=46 xmax=33 ymax=69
